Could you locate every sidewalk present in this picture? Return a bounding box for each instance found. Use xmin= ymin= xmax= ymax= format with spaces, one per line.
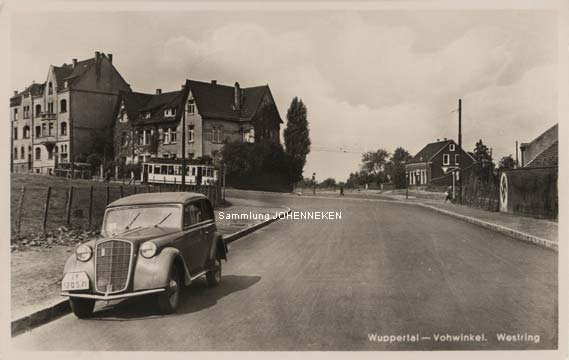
xmin=424 ymin=202 xmax=558 ymax=244
xmin=11 ymin=197 xmax=287 ymax=322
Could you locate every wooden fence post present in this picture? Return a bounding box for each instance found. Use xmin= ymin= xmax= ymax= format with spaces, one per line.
xmin=42 ymin=187 xmax=52 ymax=235
xmin=16 ymin=185 xmax=25 ymax=236
xmin=65 ymin=186 xmax=74 ymax=226
xmin=88 ymin=186 xmax=94 ymax=229
xmin=134 ymin=186 xmax=137 ymax=195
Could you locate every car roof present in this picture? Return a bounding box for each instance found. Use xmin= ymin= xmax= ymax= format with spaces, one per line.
xmin=107 ymin=192 xmax=208 ymax=208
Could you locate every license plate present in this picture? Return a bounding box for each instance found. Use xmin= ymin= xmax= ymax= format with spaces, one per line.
xmin=61 ymin=272 xmax=90 ymax=291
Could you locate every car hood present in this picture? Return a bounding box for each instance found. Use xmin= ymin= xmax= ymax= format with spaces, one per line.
xmin=98 ymin=227 xmax=180 ymax=245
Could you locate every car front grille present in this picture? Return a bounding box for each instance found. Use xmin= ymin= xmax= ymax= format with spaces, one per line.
xmin=95 ymin=240 xmax=132 ymax=294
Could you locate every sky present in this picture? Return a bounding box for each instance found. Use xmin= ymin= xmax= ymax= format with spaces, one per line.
xmin=10 ymin=9 xmax=561 ymax=182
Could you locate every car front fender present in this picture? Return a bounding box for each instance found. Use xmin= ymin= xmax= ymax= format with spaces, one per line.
xmin=62 ymin=254 xmax=95 ymax=288
xmin=132 ymin=247 xmax=192 ymax=290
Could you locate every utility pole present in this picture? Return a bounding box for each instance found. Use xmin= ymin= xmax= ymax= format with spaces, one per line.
xmin=515 ymin=141 xmax=519 ymax=168
xmin=181 ymin=86 xmax=187 ymax=187
xmin=457 ymin=98 xmax=462 ymax=204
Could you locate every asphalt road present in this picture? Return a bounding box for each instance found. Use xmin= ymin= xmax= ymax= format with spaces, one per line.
xmin=12 ymin=191 xmax=558 ymax=350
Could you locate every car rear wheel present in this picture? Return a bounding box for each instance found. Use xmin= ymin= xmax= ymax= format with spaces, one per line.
xmin=206 ymin=258 xmax=222 ymax=287
xmin=69 ymin=298 xmax=95 ymax=319
xmin=158 ymin=265 xmax=181 ymax=314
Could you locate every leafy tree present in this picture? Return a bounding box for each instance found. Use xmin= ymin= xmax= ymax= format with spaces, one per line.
xmin=498 ymin=155 xmax=516 ymax=170
xmin=361 ymin=149 xmax=390 ymax=185
xmin=472 ymin=139 xmax=495 ymax=181
xmin=318 ymin=177 xmax=337 ymax=188
xmin=284 ymin=97 xmax=311 ymax=184
xmin=386 ymin=147 xmax=412 ymax=189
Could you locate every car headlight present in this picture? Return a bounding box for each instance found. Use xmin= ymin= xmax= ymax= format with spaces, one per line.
xmin=76 ymin=245 xmax=93 ymax=262
xmin=140 ymin=242 xmax=157 ymax=259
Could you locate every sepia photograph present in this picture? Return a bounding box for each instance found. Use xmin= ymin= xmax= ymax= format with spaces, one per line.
xmin=2 ymin=0 xmax=567 ymax=357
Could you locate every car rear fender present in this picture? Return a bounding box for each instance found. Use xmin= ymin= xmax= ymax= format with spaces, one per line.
xmin=211 ymin=234 xmax=228 ymax=262
xmin=132 ymin=247 xmax=192 ymax=290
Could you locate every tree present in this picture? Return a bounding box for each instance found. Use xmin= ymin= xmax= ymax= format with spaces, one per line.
xmin=361 ymin=149 xmax=390 ymax=185
xmin=386 ymin=147 xmax=412 ymax=189
xmin=284 ymin=97 xmax=311 ymax=184
xmin=472 ymin=139 xmax=495 ymax=181
xmin=318 ymin=177 xmax=337 ymax=188
xmin=498 ymin=154 xmax=516 ymax=170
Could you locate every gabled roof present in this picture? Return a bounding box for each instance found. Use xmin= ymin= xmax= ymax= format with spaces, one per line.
xmin=10 ymin=83 xmax=45 ymax=106
xmin=408 ymin=140 xmax=452 ymax=164
xmin=187 ymin=80 xmax=279 ymax=122
xmin=53 ymin=58 xmax=97 ymax=90
xmin=118 ymin=87 xmax=188 ymax=126
xmin=526 ymin=141 xmax=558 ymax=168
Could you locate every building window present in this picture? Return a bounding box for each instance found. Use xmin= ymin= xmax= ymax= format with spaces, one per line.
xmin=120 ymin=131 xmax=127 ymax=146
xmin=23 ymin=126 xmax=30 ymax=139
xmin=48 ymin=82 xmax=53 ymax=94
xmin=60 ymin=122 xmax=67 ymax=136
xmin=13 ymin=127 xmax=18 ymax=140
xmin=35 ymin=126 xmax=41 ymax=138
xmin=187 ymin=100 xmax=195 ymax=114
xmin=449 ymin=144 xmax=455 ymax=151
xmin=13 ymin=108 xmax=18 ymax=121
xmin=42 ymin=123 xmax=47 ymax=136
xmin=35 ymin=104 xmax=41 ymax=117
xmin=21 ymin=146 xmax=25 ymax=160
xmin=23 ymin=106 xmax=30 ymax=119
xmin=143 ymin=112 xmax=151 ymax=119
xmin=13 ymin=148 xmax=17 ymax=160
xmin=212 ymin=126 xmax=224 ymax=143
xmin=188 ymin=125 xmax=195 ymax=142
xmin=164 ymin=108 xmax=177 ymax=117
xmin=455 ymin=154 xmax=460 ymax=165
xmin=60 ymin=99 xmax=67 ymax=113
xmin=35 ymin=147 xmax=41 ymax=160
xmin=47 ymin=102 xmax=54 ymax=114
xmin=443 ymin=154 xmax=450 ymax=165
xmin=169 ymin=128 xmax=177 ymax=144
xmin=48 ymin=123 xmax=54 ymax=136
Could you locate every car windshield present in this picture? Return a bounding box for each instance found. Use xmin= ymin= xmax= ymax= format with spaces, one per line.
xmin=103 ymin=205 xmax=181 ymax=236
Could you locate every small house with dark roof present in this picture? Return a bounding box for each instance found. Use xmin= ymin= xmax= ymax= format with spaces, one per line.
xmin=113 ymin=79 xmax=282 ymax=165
xmin=405 ymin=138 xmax=475 ymax=187
xmin=10 ymin=51 xmax=131 ymax=175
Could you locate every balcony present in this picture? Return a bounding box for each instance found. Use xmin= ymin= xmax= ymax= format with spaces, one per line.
xmin=34 ymin=135 xmax=57 ymax=145
xmin=40 ymin=112 xmax=56 ymax=121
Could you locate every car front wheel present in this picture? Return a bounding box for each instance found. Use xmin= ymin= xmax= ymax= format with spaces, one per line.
xmin=158 ymin=265 xmax=181 ymax=314
xmin=206 ymin=258 xmax=222 ymax=287
xmin=69 ymin=298 xmax=95 ymax=319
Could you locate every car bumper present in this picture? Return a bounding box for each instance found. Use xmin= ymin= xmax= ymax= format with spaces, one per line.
xmin=61 ymin=288 xmax=166 ymax=301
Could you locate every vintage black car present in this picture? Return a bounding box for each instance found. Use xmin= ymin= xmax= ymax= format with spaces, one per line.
xmin=61 ymin=192 xmax=228 ymax=318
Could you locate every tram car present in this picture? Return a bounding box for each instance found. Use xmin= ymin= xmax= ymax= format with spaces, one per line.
xmin=140 ymin=159 xmax=218 ymax=185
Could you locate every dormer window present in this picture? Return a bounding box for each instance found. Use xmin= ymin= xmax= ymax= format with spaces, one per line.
xmin=143 ymin=112 xmax=151 ymax=119
xmin=48 ymin=82 xmax=53 ymax=95
xmin=164 ymin=107 xmax=177 ymax=117
xmin=449 ymin=143 xmax=455 ymax=151
xmin=63 ymin=81 xmax=68 ymax=88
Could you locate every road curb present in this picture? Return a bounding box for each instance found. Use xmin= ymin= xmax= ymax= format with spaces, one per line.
xmin=417 ymin=203 xmax=558 ymax=252
xmin=11 ymin=299 xmax=70 ymax=337
xmin=223 ymin=207 xmax=292 ymax=244
xmin=11 ymin=206 xmax=292 ymax=337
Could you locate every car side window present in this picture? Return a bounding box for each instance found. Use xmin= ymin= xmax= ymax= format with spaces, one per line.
xmin=200 ymin=200 xmax=214 ymax=221
xmin=183 ymin=203 xmax=201 ymax=227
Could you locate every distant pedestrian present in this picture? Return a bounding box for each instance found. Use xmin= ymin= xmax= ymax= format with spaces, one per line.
xmin=444 ymin=185 xmax=453 ymax=203
xmin=340 ymin=185 xmax=344 ymax=197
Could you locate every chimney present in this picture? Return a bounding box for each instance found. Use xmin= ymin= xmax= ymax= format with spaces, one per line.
xmin=156 ymin=89 xmax=162 ymax=95
xmin=444 ymin=137 xmax=447 ymax=141
xmin=436 ymin=138 xmax=440 ymax=142
xmin=211 ymin=80 xmax=217 ymax=84
xmin=13 ymin=90 xmax=18 ymax=96
xmin=72 ymin=58 xmax=77 ymax=68
xmin=107 ymin=53 xmax=113 ymax=63
xmin=95 ymin=51 xmax=100 ymax=60
xmin=234 ymin=82 xmax=241 ymax=110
